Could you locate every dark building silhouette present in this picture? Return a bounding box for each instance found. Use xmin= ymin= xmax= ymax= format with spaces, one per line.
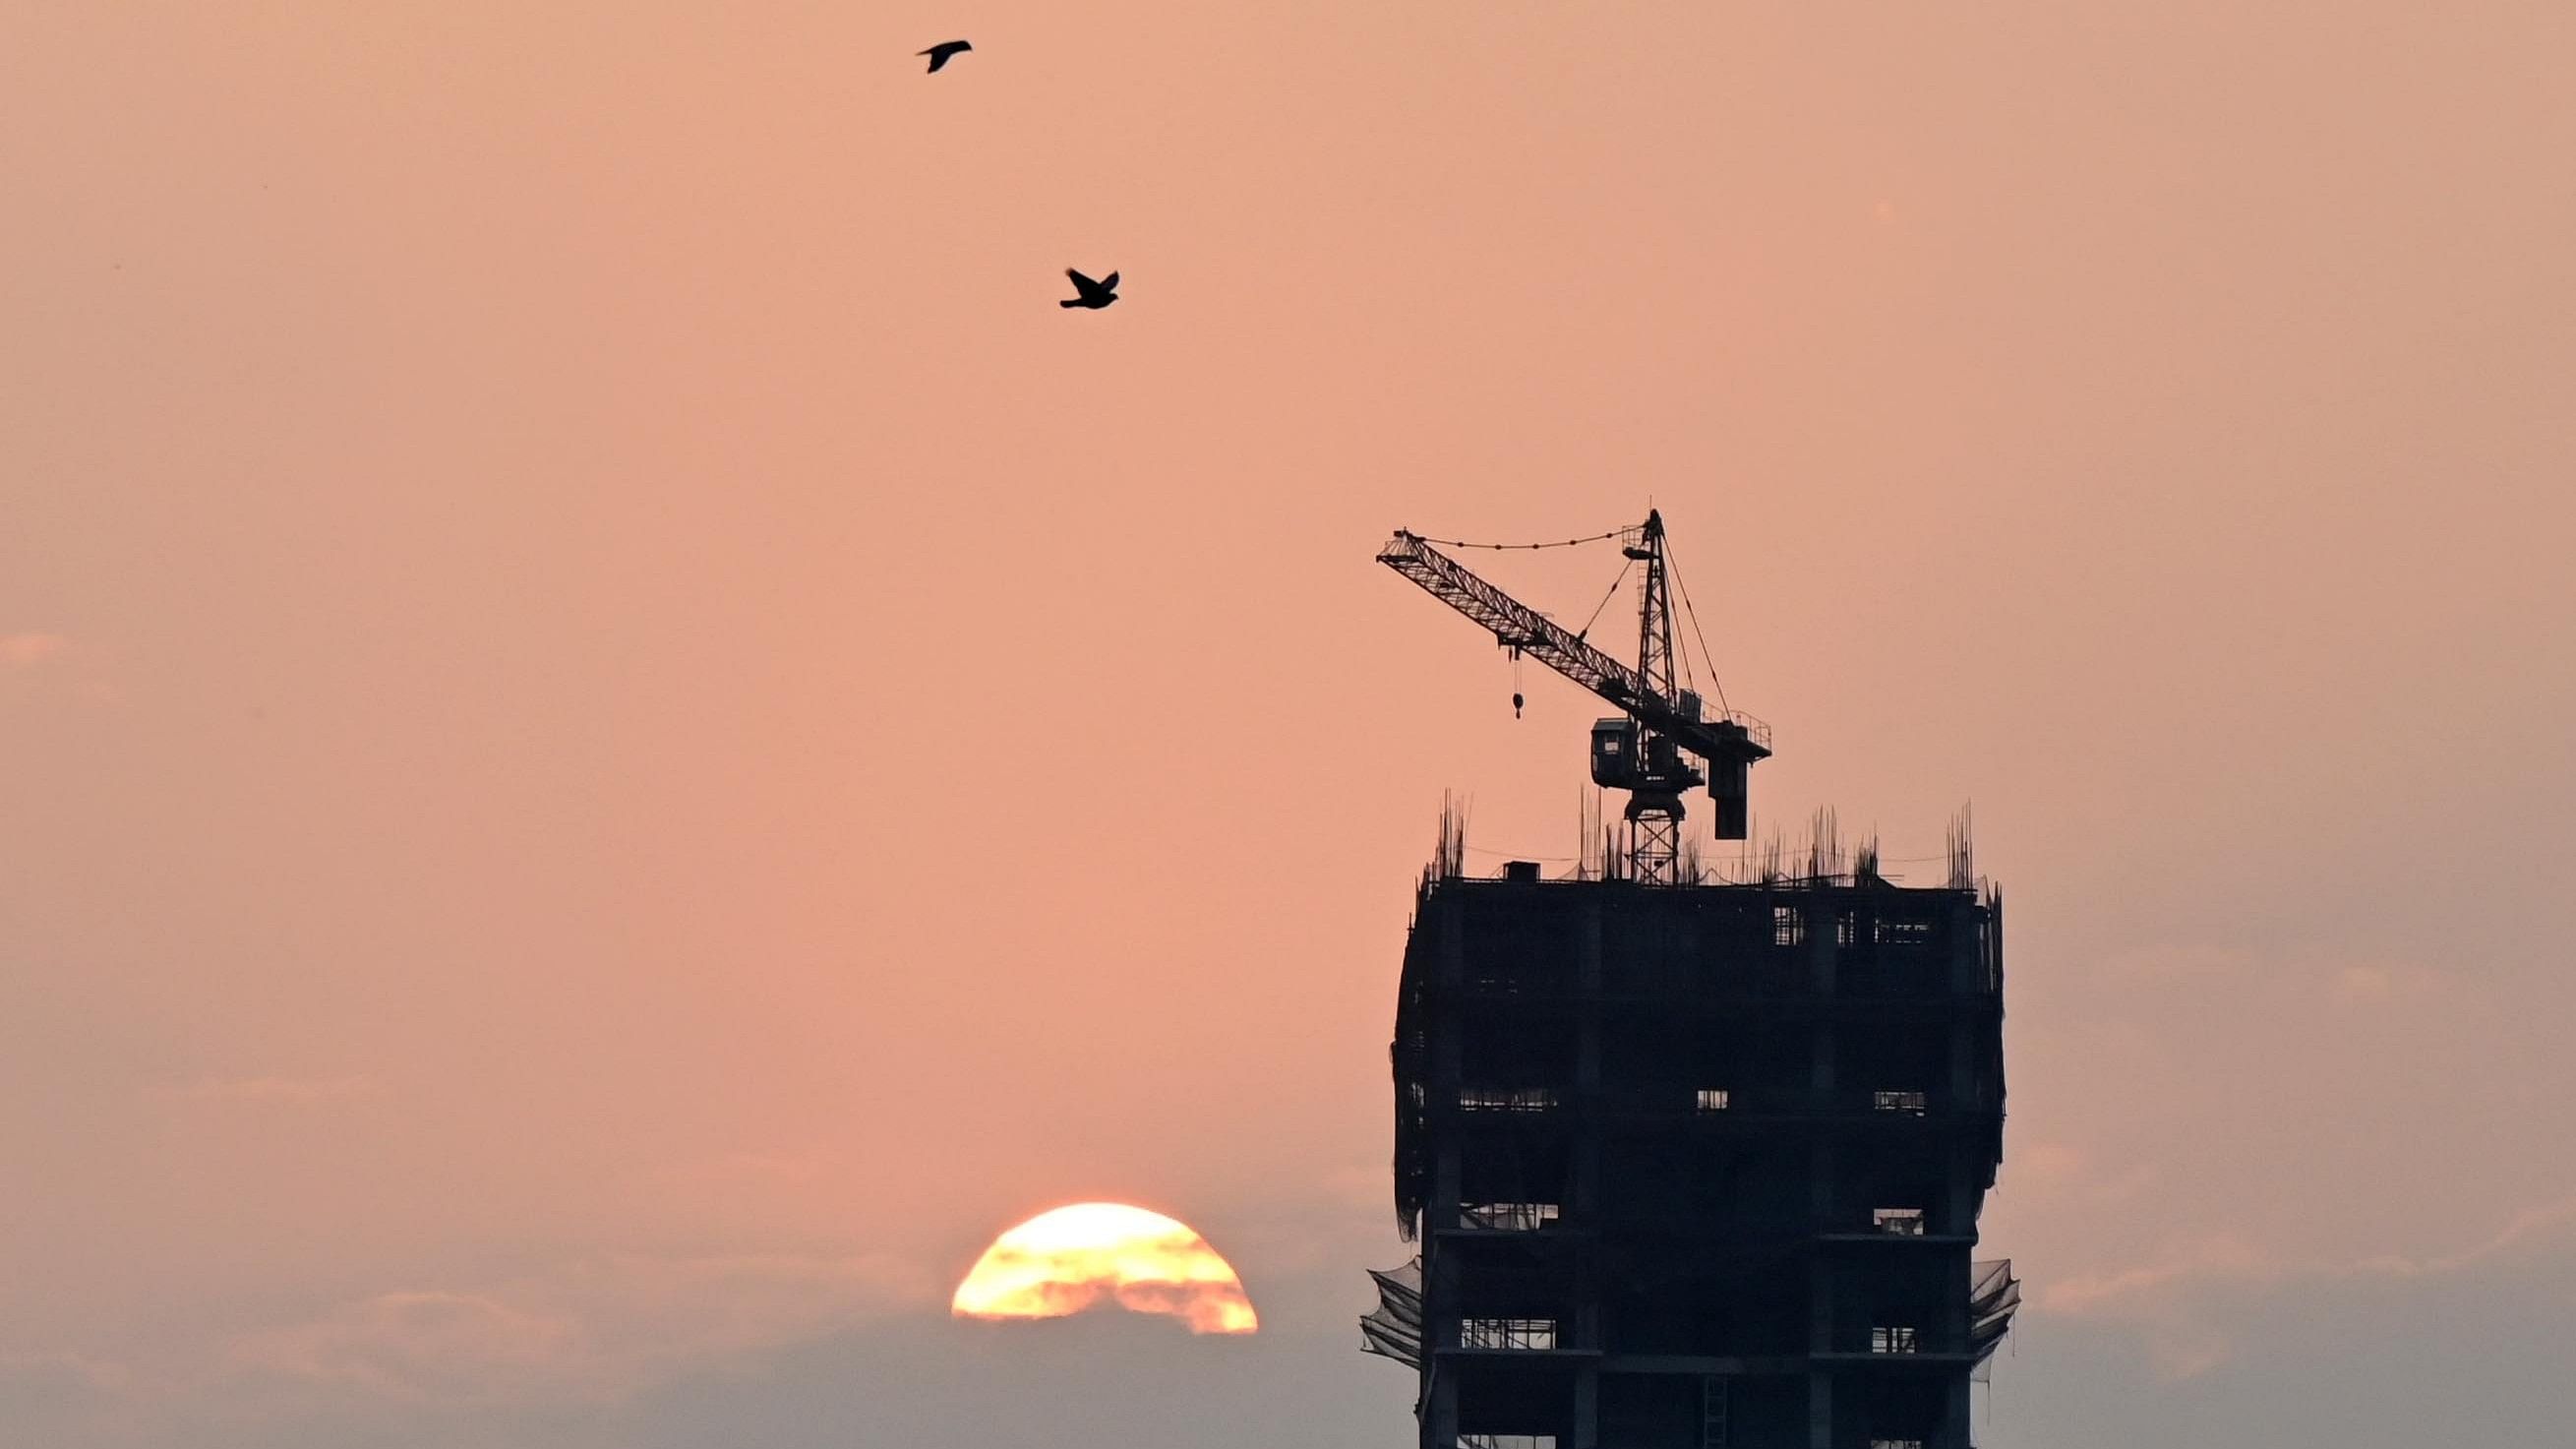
xmin=1363 ymin=835 xmax=2016 ymax=1449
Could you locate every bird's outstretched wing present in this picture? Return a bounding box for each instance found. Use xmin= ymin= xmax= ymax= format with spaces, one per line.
xmin=1099 ymin=272 xmax=1118 ymax=291
xmin=1067 ymin=269 xmax=1101 ymax=290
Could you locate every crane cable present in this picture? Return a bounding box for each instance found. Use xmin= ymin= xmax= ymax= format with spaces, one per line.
xmin=1506 ymin=557 xmax=1629 ymax=718
xmin=1467 ymin=843 xmax=1964 ymax=867
xmin=1411 ymin=527 xmax=1631 ymax=551
xmin=1574 ymin=559 xmax=1635 ymax=642
xmin=1661 ymin=537 xmax=1734 ymax=719
xmin=1419 ymin=519 xmax=1733 ymax=715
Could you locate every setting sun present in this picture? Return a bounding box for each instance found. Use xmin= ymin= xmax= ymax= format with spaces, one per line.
xmin=951 ymin=1203 xmax=1258 ymax=1335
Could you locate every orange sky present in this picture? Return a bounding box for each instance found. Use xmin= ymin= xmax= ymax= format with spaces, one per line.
xmin=4 ymin=3 xmax=2574 ymax=1445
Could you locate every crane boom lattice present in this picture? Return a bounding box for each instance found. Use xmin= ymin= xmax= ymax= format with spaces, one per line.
xmin=1377 ymin=514 xmax=1772 ymax=881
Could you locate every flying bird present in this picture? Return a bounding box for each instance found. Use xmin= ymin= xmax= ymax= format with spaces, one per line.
xmin=919 ymin=40 xmax=971 ymax=73
xmin=1060 ymin=269 xmax=1120 ymax=309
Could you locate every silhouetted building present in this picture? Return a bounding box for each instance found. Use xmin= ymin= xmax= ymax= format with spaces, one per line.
xmin=1363 ymin=844 xmax=2015 ymax=1449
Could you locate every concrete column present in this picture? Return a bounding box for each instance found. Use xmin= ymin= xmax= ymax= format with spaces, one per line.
xmin=1948 ymin=1019 xmax=1974 ymax=1114
xmin=1943 ymin=1373 xmax=1973 ymax=1449
xmin=1809 ymin=1254 xmax=1835 ymax=1354
xmin=1430 ymin=900 xmax=1464 ymax=1234
xmin=1573 ymin=1237 xmax=1601 ymax=1349
xmin=1576 ymin=899 xmax=1603 ymax=1229
xmin=1946 ymin=1142 xmax=1977 ymax=1238
xmin=1572 ymin=1362 xmax=1599 ymax=1449
xmin=1943 ymin=1247 xmax=1972 ymax=1357
xmin=1947 ymin=899 xmax=1982 ymax=996
xmin=1578 ymin=902 xmax=1602 ymax=1095
xmin=1426 ymin=1366 xmax=1457 ymax=1449
xmin=1577 ymin=898 xmax=1603 ymax=993
xmin=1438 ymin=897 xmax=1467 ymax=990
xmin=1806 ymin=896 xmax=1836 ymax=994
xmin=1807 ymin=1368 xmax=1834 ymax=1449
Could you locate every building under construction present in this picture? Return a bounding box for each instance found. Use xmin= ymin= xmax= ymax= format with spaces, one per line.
xmin=1360 ymin=518 xmax=2016 ymax=1449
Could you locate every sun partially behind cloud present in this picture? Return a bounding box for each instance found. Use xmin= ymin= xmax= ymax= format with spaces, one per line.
xmin=951 ymin=1203 xmax=1257 ymax=1335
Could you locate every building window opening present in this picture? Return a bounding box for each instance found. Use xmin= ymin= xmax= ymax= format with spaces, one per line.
xmin=1873 ymin=1089 xmax=1928 ymax=1116
xmin=1867 ymin=1440 xmax=1926 ymax=1449
xmin=1872 ymin=1207 xmax=1926 ymax=1236
xmin=1461 ymin=1317 xmax=1560 ymax=1351
xmin=1695 ymin=1088 xmax=1731 ymax=1113
xmin=1772 ymin=906 xmax=1803 ymax=946
xmin=1870 ymin=1325 xmax=1921 ymax=1355
xmin=1460 ymin=1202 xmax=1561 ymax=1232
xmin=1875 ymin=918 xmax=1934 ymax=946
xmin=1835 ymin=911 xmax=1858 ymax=947
xmin=1459 ymin=1437 xmax=1557 ymax=1449
xmin=1459 ymin=1087 xmax=1559 ymax=1113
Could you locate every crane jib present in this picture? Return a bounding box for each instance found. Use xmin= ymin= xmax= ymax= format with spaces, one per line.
xmin=1375 ymin=530 xmax=1770 ymax=766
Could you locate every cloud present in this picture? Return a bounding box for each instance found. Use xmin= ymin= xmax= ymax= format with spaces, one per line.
xmin=566 ymin=1250 xmax=940 ymax=1367
xmin=0 ymin=1350 xmax=141 ymax=1446
xmin=0 ymin=632 xmax=71 ymax=667
xmin=2344 ymin=1193 xmax=2576 ymax=1279
xmin=2325 ymin=962 xmax=2445 ymax=1007
xmin=225 ymin=1250 xmax=938 ymax=1409
xmin=623 ymin=1276 xmax=1387 ymax=1449
xmin=0 ymin=1254 xmax=1396 ymax=1449
xmin=232 ymin=1293 xmax=589 ymax=1405
xmin=2007 ymin=1138 xmax=2159 ymax=1207
xmin=2035 ymin=1236 xmax=2284 ymax=1379
xmin=2037 ymin=1235 xmax=2283 ymax=1316
xmin=2033 ymin=1193 xmax=2576 ymax=1379
xmin=0 ymin=1350 xmax=131 ymax=1395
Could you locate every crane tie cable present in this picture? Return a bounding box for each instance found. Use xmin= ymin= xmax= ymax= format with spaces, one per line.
xmin=1412 ymin=527 xmax=1630 ymax=551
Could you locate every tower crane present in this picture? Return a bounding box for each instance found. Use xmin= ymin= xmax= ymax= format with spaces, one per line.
xmin=1377 ymin=511 xmax=1770 ymax=883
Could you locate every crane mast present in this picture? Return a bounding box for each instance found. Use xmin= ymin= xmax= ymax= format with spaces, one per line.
xmin=1378 ymin=512 xmax=1770 ymax=883
xmin=1631 ymin=512 xmax=1679 ymax=710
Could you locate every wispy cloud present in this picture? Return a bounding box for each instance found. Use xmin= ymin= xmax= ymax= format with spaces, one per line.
xmin=0 ymin=1350 xmax=131 ymax=1394
xmin=2346 ymin=1192 xmax=2576 ymax=1278
xmin=0 ymin=633 xmax=71 ymax=668
xmin=2034 ymin=1193 xmax=2576 ymax=1378
xmin=226 ymin=1250 xmax=938 ymax=1407
xmin=2326 ymin=961 xmax=2448 ymax=1007
xmin=231 ymin=1292 xmax=587 ymax=1405
xmin=0 ymin=1348 xmax=136 ymax=1443
xmin=2038 ymin=1235 xmax=2284 ymax=1316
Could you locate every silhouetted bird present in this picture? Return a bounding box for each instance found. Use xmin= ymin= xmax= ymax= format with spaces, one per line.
xmin=919 ymin=40 xmax=971 ymax=73
xmin=1060 ymin=269 xmax=1120 ymax=309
